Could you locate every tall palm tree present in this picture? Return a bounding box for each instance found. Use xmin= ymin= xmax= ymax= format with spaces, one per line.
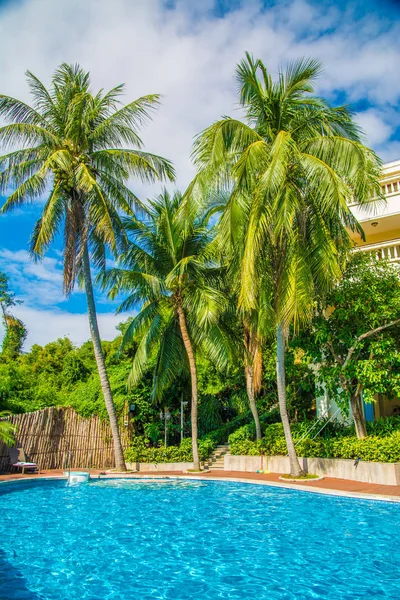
xmin=243 ymin=310 xmax=267 ymax=441
xmin=104 ymin=191 xmax=231 ymax=470
xmin=220 ymin=280 xmax=268 ymax=441
xmin=192 ymin=54 xmax=381 ymax=476
xmin=0 ymin=64 xmax=174 ymax=470
xmin=199 ymin=194 xmax=269 ymax=441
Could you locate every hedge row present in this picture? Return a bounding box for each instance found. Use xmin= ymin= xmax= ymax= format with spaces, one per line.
xmin=124 ymin=413 xmax=253 ymax=463
xmin=228 ymin=423 xmax=400 ymax=463
xmin=125 ymin=416 xmax=400 ymax=465
xmin=124 ymin=437 xmax=216 ymax=463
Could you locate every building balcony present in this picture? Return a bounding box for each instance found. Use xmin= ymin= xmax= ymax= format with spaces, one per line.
xmin=353 ymin=238 xmax=400 ymax=263
xmin=348 ymin=159 xmax=400 ymax=258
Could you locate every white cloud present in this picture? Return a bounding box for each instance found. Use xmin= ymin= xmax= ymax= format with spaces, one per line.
xmin=0 ymin=248 xmax=67 ymax=307
xmin=0 ymin=247 xmax=134 ymax=348
xmin=0 ymin=305 xmax=132 ymax=348
xmin=0 ymin=0 xmax=398 ymax=193
xmin=356 ymin=110 xmax=393 ymax=147
xmin=0 ymin=0 xmax=399 ymax=346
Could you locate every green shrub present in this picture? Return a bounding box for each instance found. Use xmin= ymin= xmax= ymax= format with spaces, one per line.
xmin=228 ymin=417 xmax=283 ymax=454
xmin=367 ymin=416 xmax=400 ymax=437
xmin=124 ymin=436 xmax=214 ymax=464
xmin=202 ymin=415 xmax=249 ymax=446
xmin=230 ymin=439 xmax=262 ymax=456
xmin=260 ymin=407 xmax=281 ymax=427
xmin=228 ymin=423 xmax=255 ymax=444
xmin=229 ymin=421 xmax=400 ymax=463
xmin=329 ymin=432 xmax=400 ymax=463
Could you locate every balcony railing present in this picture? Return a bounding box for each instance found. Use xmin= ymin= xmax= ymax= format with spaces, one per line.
xmin=353 ymin=239 xmax=400 ymax=263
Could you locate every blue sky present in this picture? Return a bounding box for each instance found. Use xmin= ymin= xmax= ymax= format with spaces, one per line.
xmin=0 ymin=0 xmax=399 ymax=347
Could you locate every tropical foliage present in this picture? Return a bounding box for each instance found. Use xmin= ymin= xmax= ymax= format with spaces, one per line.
xmin=103 ymin=191 xmax=233 ymax=469
xmin=0 ymin=412 xmax=16 ymax=446
xmin=0 ymin=271 xmax=27 ymax=360
xmin=228 ymin=417 xmax=400 ymax=464
xmin=0 ymin=56 xmax=394 ymax=473
xmin=0 ymin=64 xmax=174 ymax=469
xmin=191 ymin=54 xmax=381 ymax=474
xmin=298 ymin=254 xmax=400 ymax=439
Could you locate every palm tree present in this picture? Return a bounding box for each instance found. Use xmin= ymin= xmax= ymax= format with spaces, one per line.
xmin=243 ymin=311 xmax=266 ymax=441
xmin=0 ymin=64 xmax=174 ymax=470
xmin=104 ymin=191 xmax=231 ymax=470
xmin=192 ymin=54 xmax=381 ymax=476
xmin=220 ymin=283 xmax=267 ymax=441
xmin=198 ymin=195 xmax=269 ymax=441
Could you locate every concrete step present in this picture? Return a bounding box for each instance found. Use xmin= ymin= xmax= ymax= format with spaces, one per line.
xmin=203 ymin=444 xmax=230 ymax=471
xmin=209 ymin=455 xmax=229 ymax=463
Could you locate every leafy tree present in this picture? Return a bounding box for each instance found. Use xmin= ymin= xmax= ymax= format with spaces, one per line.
xmin=1 ymin=315 xmax=27 ymax=360
xmin=257 ymin=342 xmax=315 ymax=423
xmin=104 ymin=191 xmax=232 ymax=469
xmin=26 ymin=338 xmax=74 ymax=375
xmin=0 ymin=271 xmax=27 ymax=359
xmin=0 ymin=412 xmax=16 ymax=445
xmin=0 ymin=64 xmax=174 ymax=469
xmin=299 ymin=254 xmax=400 ymax=438
xmin=0 ymin=271 xmax=17 ymax=312
xmin=192 ymin=54 xmax=381 ymax=475
xmin=62 ymin=353 xmax=90 ymax=388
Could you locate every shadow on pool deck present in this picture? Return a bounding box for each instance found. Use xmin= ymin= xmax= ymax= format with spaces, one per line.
xmin=0 ymin=549 xmax=42 ymax=599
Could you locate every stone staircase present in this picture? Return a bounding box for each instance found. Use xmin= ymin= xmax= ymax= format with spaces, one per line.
xmin=203 ymin=444 xmax=230 ymax=471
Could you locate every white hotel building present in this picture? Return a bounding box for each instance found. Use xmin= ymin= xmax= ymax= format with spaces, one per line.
xmin=317 ymin=159 xmax=400 ymax=422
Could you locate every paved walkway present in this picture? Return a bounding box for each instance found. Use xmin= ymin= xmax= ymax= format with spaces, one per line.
xmin=1 ymin=469 xmax=399 ymax=501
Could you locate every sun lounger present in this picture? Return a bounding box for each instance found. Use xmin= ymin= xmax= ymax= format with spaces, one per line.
xmin=9 ymin=447 xmax=39 ymax=474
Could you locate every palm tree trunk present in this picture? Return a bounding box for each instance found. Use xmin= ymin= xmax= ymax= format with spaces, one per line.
xmin=244 ymin=364 xmax=262 ymax=440
xmin=176 ymin=304 xmax=200 ymax=470
xmin=350 ymin=391 xmax=367 ymax=439
xmin=276 ymin=323 xmax=304 ymax=477
xmin=82 ymin=244 xmax=126 ymax=471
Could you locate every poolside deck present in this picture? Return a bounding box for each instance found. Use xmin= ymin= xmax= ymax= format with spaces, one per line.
xmin=1 ymin=469 xmax=400 ymax=501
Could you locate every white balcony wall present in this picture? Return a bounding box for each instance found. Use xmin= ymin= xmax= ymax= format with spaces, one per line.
xmin=350 ymin=192 xmax=400 ymax=223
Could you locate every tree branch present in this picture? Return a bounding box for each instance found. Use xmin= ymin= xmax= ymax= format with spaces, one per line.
xmin=342 ymin=318 xmax=400 ymax=370
xmin=327 ymin=340 xmax=343 ymax=365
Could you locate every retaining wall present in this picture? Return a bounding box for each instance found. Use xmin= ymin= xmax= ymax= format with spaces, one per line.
xmin=224 ymin=455 xmax=400 ymax=486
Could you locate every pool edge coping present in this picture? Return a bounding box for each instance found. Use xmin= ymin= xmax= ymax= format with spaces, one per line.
xmin=1 ymin=474 xmax=400 ymax=503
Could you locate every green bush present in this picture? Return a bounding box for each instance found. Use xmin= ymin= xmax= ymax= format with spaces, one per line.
xmin=202 ymin=415 xmax=250 ymax=446
xmin=229 ymin=420 xmax=400 ymax=463
xmin=228 ymin=423 xmax=255 ymax=444
xmin=329 ymin=432 xmax=400 ymax=463
xmin=124 ymin=436 xmax=215 ymax=464
xmin=367 ymin=416 xmax=400 ymax=436
xmin=229 ymin=439 xmax=262 ymax=456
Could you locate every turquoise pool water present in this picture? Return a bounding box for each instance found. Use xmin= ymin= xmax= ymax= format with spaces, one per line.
xmin=0 ymin=478 xmax=399 ymax=599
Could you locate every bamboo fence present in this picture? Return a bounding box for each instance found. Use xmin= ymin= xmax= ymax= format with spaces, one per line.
xmin=0 ymin=407 xmax=131 ymax=471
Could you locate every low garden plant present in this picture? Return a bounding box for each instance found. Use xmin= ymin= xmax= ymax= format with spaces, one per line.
xmin=228 ymin=417 xmax=400 ymax=463
xmin=124 ymin=415 xmax=400 ymax=464
xmin=125 ymin=436 xmax=215 ymax=464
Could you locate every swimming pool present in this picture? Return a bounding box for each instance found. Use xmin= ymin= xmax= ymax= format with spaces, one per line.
xmin=0 ymin=478 xmax=399 ymax=599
